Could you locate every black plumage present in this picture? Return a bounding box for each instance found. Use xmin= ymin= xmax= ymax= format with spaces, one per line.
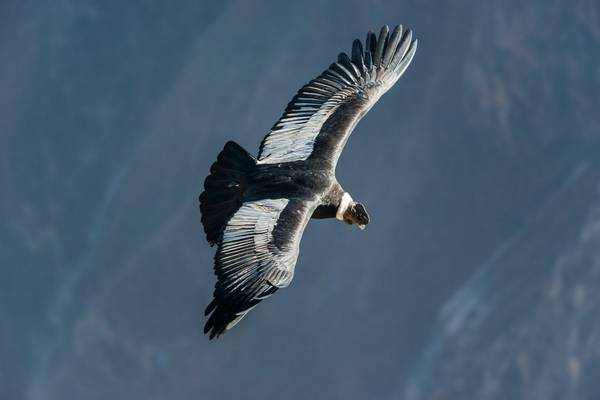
xmin=199 ymin=25 xmax=417 ymax=338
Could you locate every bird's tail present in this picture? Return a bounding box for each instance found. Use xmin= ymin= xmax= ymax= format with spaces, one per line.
xmin=199 ymin=141 xmax=256 ymax=245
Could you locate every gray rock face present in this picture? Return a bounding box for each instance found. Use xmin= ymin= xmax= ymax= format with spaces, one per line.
xmin=406 ymin=161 xmax=600 ymax=400
xmin=1 ymin=1 xmax=599 ymax=399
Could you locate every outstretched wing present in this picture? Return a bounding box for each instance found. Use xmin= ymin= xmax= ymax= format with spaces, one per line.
xmin=257 ymin=25 xmax=417 ymax=168
xmin=204 ymin=198 xmax=314 ymax=339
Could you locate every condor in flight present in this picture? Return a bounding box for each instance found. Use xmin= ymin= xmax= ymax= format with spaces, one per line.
xmin=199 ymin=25 xmax=417 ymax=338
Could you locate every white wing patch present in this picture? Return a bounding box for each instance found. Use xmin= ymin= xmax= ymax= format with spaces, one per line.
xmin=257 ymin=25 xmax=418 ymax=165
xmin=220 ymin=198 xmax=296 ymax=288
xmin=257 ymin=90 xmax=360 ymax=164
xmin=204 ymin=198 xmax=314 ymax=338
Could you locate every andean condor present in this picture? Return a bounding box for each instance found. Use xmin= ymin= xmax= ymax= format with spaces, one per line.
xmin=199 ymin=25 xmax=417 ymax=338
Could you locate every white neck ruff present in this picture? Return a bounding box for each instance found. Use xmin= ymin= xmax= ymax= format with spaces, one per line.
xmin=336 ymin=192 xmax=353 ymax=221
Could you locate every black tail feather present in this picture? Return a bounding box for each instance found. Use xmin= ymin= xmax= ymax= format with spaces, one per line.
xmin=199 ymin=141 xmax=255 ymax=245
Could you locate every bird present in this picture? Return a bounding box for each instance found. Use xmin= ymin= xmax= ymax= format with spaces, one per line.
xmin=199 ymin=24 xmax=417 ymax=339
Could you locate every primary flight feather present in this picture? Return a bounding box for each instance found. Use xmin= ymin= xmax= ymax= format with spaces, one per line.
xmin=199 ymin=24 xmax=417 ymax=338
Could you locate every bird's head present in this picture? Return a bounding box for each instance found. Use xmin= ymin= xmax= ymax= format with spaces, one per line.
xmin=342 ymin=202 xmax=370 ymax=230
xmin=336 ymin=193 xmax=370 ymax=230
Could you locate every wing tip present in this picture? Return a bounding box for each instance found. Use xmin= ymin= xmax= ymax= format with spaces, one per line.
xmin=204 ymin=296 xmax=257 ymax=340
xmin=373 ymin=25 xmax=390 ymax=66
xmin=203 ymin=301 xmax=231 ymax=339
xmin=357 ymin=24 xmax=417 ymax=73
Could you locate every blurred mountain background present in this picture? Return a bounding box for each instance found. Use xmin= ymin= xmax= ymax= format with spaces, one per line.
xmin=1 ymin=0 xmax=599 ymax=399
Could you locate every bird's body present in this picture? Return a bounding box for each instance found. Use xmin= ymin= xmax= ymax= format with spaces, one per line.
xmin=249 ymin=160 xmax=333 ymax=204
xmin=199 ymin=25 xmax=417 ymax=338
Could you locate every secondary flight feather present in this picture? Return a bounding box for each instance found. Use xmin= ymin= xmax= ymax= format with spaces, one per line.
xmin=199 ymin=24 xmax=417 ymax=338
